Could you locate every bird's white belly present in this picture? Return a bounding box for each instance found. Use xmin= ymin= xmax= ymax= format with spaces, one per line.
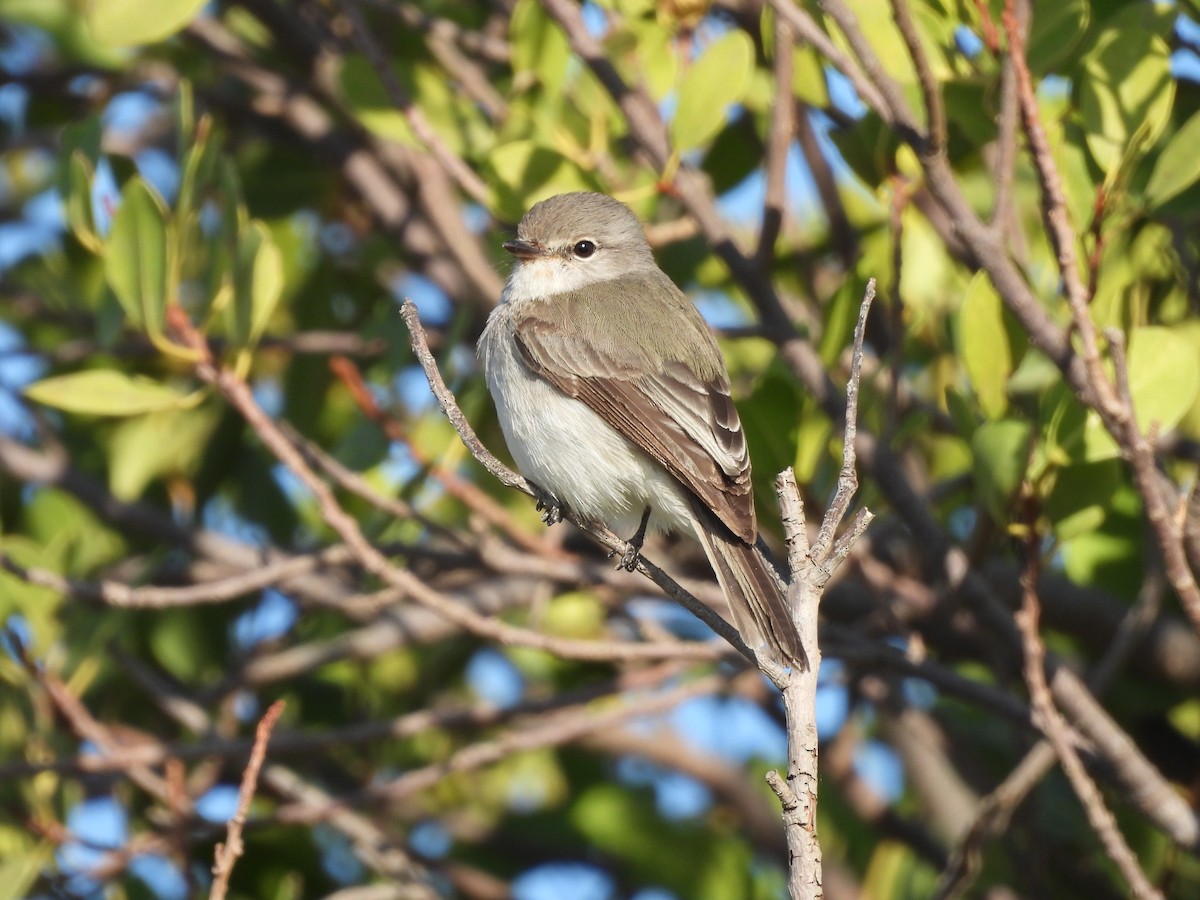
xmin=479 ymin=320 xmax=691 ymax=538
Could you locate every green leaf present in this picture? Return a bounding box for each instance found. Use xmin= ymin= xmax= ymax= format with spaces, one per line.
xmin=176 ymin=116 xmax=221 ymax=224
xmin=1144 ymin=110 xmax=1200 ymax=209
xmin=1044 ymin=458 xmax=1120 ymax=541
xmin=339 ymin=56 xmax=417 ymax=145
xmin=24 ymin=371 xmax=193 ymax=417
xmin=65 ymin=151 xmax=100 ymax=252
xmin=1060 ymin=484 xmax=1143 ymax=597
xmin=511 ymin=0 xmax=572 ymax=95
xmin=486 ymin=140 xmax=600 ymax=221
xmin=105 ymin=176 xmax=171 ymax=338
xmin=1124 ymin=326 xmax=1200 ymax=435
xmin=971 ymin=419 xmax=1031 ymax=523
xmin=23 ymin=488 xmax=125 ymax=574
xmin=57 ymin=115 xmax=102 ymax=195
xmin=541 ymin=591 xmax=606 ymax=638
xmin=670 ymin=30 xmax=754 ymax=152
xmin=1026 ymin=0 xmax=1089 ymax=73
xmin=229 ymin=221 xmax=284 ymax=349
xmin=150 ymin=609 xmax=211 ymax=681
xmin=85 ymin=0 xmax=207 ymax=46
xmin=174 ymin=79 xmax=194 ymax=151
xmin=107 ymin=404 xmax=221 ymax=500
xmin=957 ymin=272 xmax=1011 ymax=419
xmin=620 ymin=17 xmax=679 ymax=102
xmin=1073 ymin=326 xmax=1200 ymax=461
xmin=0 ymin=834 xmax=52 ymax=900
xmin=792 ymin=45 xmax=829 ymax=109
xmin=1079 ymin=15 xmax=1174 ymax=174
xmin=944 ymin=387 xmax=977 ymax=438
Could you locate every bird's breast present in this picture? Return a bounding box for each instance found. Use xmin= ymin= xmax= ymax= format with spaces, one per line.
xmin=477 ymin=307 xmax=691 ymax=536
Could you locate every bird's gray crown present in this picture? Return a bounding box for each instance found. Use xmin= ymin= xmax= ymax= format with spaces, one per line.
xmin=516 ymin=192 xmax=655 ymax=267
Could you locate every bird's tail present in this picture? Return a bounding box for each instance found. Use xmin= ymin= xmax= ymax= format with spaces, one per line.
xmin=688 ymin=503 xmax=808 ymax=670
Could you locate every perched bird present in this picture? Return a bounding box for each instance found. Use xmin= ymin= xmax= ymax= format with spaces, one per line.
xmin=478 ymin=192 xmax=805 ymax=668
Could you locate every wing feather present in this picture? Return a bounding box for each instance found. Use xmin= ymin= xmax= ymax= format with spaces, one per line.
xmin=512 ymin=279 xmax=756 ymax=542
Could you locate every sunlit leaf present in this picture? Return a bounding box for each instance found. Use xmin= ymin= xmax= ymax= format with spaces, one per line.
xmin=1144 ymin=109 xmax=1200 ymax=209
xmin=85 ymin=0 xmax=207 ymax=46
xmin=670 ymin=30 xmax=754 ymax=152
xmin=1124 ymin=326 xmax=1200 ymax=435
xmin=339 ymin=55 xmax=417 ymax=145
xmin=971 ymin=419 xmax=1031 ymax=523
xmin=107 ymin=404 xmax=221 ymax=500
xmin=1079 ymin=14 xmax=1174 ymax=173
xmin=957 ymin=272 xmax=1011 ymax=419
xmin=24 ymin=370 xmax=194 ymax=416
xmin=511 ymin=0 xmax=572 ymax=95
xmin=105 ymin=176 xmax=171 ymax=338
xmin=1026 ymin=0 xmax=1089 ymax=73
xmin=229 ymin=221 xmax=284 ymax=349
xmin=486 ymin=140 xmax=600 ymax=221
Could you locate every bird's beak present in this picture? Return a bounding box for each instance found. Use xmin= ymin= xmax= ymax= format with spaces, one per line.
xmin=502 ymin=238 xmax=546 ymax=260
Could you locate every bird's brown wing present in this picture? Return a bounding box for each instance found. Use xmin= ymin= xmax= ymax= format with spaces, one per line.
xmin=512 ymin=300 xmax=757 ymax=543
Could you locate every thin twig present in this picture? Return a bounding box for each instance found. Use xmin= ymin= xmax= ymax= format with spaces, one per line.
xmin=1000 ymin=3 xmax=1098 ymax=372
xmin=765 ymin=0 xmax=887 ymax=116
xmin=890 ymin=0 xmax=946 ymax=153
xmin=758 ymin=13 xmax=795 ymax=263
xmin=1106 ymin=329 xmax=1200 ymax=637
xmin=813 ymin=279 xmax=875 ymax=563
xmin=988 ymin=0 xmax=1023 ymax=240
xmin=209 ymin=700 xmax=286 ymax=900
xmin=0 ymin=544 xmax=358 ymax=608
xmin=1015 ymin=555 xmax=1162 ymax=899
xmin=217 ymin=360 xmax=727 ymax=661
xmin=936 ymin=564 xmax=1168 ymax=898
xmin=334 ymin=0 xmax=490 ymax=207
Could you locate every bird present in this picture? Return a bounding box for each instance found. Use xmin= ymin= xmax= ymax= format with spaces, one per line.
xmin=477 ymin=191 xmax=806 ymax=668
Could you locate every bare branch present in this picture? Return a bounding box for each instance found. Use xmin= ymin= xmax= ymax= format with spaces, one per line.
xmin=1015 ymin=556 xmax=1162 ymax=899
xmin=770 ymin=280 xmax=875 ymax=898
xmin=890 ymin=0 xmax=946 ymax=153
xmin=813 ymin=279 xmax=875 ymax=564
xmin=209 ymin=700 xmax=286 ymax=900
xmin=758 ymin=13 xmax=795 ymax=263
xmin=334 ymin=0 xmax=490 ymax=207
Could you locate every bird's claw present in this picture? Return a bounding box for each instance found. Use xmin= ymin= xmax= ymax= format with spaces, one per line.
xmin=611 ymin=544 xmax=641 ymax=572
xmin=610 ymin=506 xmax=651 ymax=572
xmin=535 ymin=496 xmax=564 ymax=526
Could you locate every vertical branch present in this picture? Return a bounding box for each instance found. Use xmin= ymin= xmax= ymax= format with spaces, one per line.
xmin=988 ymin=0 xmax=1024 ymax=242
xmin=209 ymin=700 xmax=286 ymax=900
xmin=767 ymin=281 xmax=875 ymax=899
xmin=885 ymin=181 xmax=906 ymax=435
xmin=1000 ymin=2 xmax=1099 ymax=372
xmin=1000 ymin=1 xmax=1200 ymax=637
xmin=891 ymin=0 xmax=946 ymax=154
xmin=1015 ymin=554 xmax=1162 ymax=899
xmin=758 ymin=13 xmax=795 ymax=263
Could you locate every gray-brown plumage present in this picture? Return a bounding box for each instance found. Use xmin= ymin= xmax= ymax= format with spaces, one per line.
xmin=479 ymin=192 xmax=806 ymax=668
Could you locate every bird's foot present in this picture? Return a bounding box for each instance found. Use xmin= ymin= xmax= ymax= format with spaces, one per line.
xmin=611 ymin=506 xmax=651 ymax=572
xmin=535 ymin=493 xmax=565 ymax=526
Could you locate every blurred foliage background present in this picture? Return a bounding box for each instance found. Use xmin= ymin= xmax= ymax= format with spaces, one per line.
xmin=2 ymin=0 xmax=1200 ymax=897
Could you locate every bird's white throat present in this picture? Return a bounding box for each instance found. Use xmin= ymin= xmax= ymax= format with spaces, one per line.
xmin=503 ymin=255 xmax=631 ymax=303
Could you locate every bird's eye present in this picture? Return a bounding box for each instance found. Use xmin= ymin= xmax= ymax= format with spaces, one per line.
xmin=572 ymin=240 xmax=597 ymax=259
